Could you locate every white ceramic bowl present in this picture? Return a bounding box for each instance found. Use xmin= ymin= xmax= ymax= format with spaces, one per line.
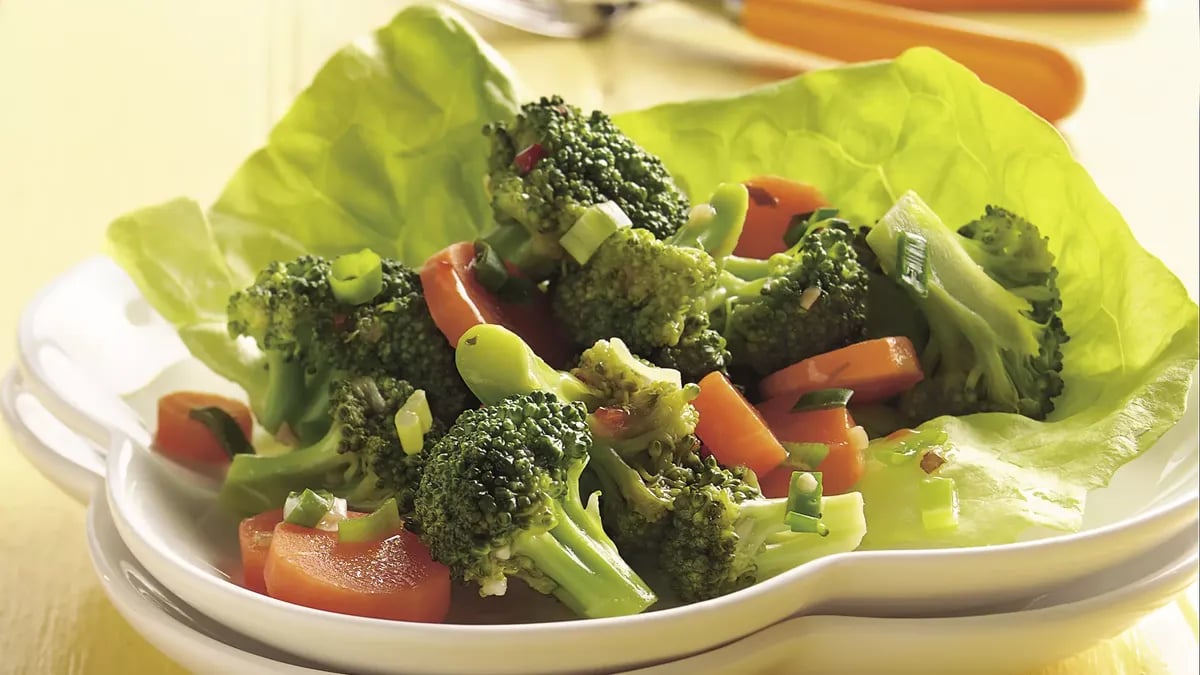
xmin=6 ymin=259 xmax=1199 ymax=674
xmin=84 ymin=451 xmax=1199 ymax=675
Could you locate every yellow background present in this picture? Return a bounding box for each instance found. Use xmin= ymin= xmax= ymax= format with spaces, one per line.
xmin=0 ymin=1 xmax=1196 ymax=673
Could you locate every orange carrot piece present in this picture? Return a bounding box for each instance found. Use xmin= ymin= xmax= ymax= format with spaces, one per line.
xmin=693 ymin=372 xmax=787 ymax=477
xmin=238 ymin=508 xmax=284 ymax=594
xmin=263 ymin=515 xmax=451 ymax=623
xmin=735 ymin=176 xmax=830 ymax=259
xmin=155 ymin=391 xmax=253 ymax=465
xmin=760 ymin=337 xmax=924 ymax=404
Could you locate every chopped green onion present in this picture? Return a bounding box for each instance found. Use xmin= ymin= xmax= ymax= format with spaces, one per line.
xmin=781 ymin=441 xmax=830 ymax=470
xmin=895 ymin=231 xmax=929 ymax=297
xmin=400 ymin=389 xmax=433 ymax=434
xmin=330 ymin=249 xmax=384 ymax=305
xmin=919 ymin=476 xmax=959 ymax=531
xmin=784 ymin=207 xmax=844 ymax=247
xmin=560 ymin=201 xmax=631 ymax=264
xmin=671 ymin=183 xmax=748 ymax=259
xmin=785 ymin=511 xmax=830 ymax=536
xmin=187 ymin=406 xmax=254 ymax=458
xmin=791 ymin=388 xmax=854 ymax=412
xmin=811 ymin=207 xmax=840 ymax=221
xmin=472 ymin=240 xmax=512 ymax=292
xmin=786 ymin=471 xmax=824 ymax=519
xmin=284 ymin=488 xmax=335 ymax=528
xmin=395 ymin=410 xmax=424 ymax=456
xmin=394 ymin=388 xmax=434 ymax=456
xmin=338 ymin=498 xmax=403 ymax=543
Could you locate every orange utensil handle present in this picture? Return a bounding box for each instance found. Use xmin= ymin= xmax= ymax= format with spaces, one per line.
xmin=867 ymin=0 xmax=1142 ymax=10
xmin=740 ymin=0 xmax=1085 ymax=122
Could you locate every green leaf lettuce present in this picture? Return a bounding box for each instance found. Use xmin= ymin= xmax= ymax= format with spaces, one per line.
xmin=106 ymin=8 xmax=1197 ymax=549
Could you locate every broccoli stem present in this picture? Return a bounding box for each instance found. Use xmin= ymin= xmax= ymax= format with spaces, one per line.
xmin=455 ymin=324 xmax=598 ymax=406
xmin=722 ymin=255 xmax=772 ymax=281
xmin=514 ymin=498 xmax=657 ymax=619
xmin=669 ymin=183 xmax=749 ymax=259
xmin=754 ymin=492 xmax=867 ymax=580
xmin=218 ymin=429 xmax=356 ymax=517
xmin=702 ymin=269 xmax=768 ymax=314
xmin=510 ymin=459 xmax=655 ymax=618
xmin=259 ymin=352 xmax=305 ymax=433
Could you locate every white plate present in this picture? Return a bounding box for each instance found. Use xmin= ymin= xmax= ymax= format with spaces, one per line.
xmin=85 ymin=491 xmax=333 ymax=675
xmin=86 ymin=453 xmax=1199 ymax=675
xmin=7 ymin=257 xmax=1200 ymax=675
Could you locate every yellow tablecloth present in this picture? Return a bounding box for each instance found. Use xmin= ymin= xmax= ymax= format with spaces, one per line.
xmin=0 ymin=1 xmax=1196 ymax=672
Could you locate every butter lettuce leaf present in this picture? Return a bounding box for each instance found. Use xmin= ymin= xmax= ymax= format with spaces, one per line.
xmin=105 ymin=5 xmax=520 ymax=405
xmin=614 ymin=48 xmax=1198 ymax=548
xmin=106 ymin=5 xmax=1196 ymax=550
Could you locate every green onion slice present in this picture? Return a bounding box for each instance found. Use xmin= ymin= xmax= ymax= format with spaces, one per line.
xmin=895 ymin=231 xmax=929 ymax=298
xmin=791 ymin=388 xmax=854 ymax=412
xmin=781 ymin=441 xmax=830 ymax=470
xmin=560 ymin=201 xmax=631 ymax=265
xmin=786 ymin=471 xmax=824 ymax=519
xmin=919 ymin=476 xmax=959 ymax=531
xmin=283 ymin=488 xmax=335 ymax=528
xmin=785 ymin=511 xmax=830 ymax=536
xmin=338 ymin=498 xmax=402 ymax=543
xmin=330 ymin=249 xmax=384 ymax=305
xmin=472 ymin=240 xmax=512 ymax=293
xmin=187 ymin=406 xmax=254 ymax=458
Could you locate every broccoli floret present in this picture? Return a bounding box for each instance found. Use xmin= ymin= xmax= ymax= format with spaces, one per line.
xmin=571 ymin=337 xmax=700 ymax=457
xmin=413 ymin=391 xmax=657 ymax=618
xmin=710 ymin=217 xmax=871 ymax=376
xmin=864 ymin=192 xmax=1068 ymax=422
xmin=218 ymin=375 xmax=439 ymax=517
xmin=227 ymin=254 xmax=474 ymax=441
xmin=552 ymin=227 xmax=719 ymax=352
xmin=482 ymin=96 xmax=689 ymax=276
xmin=648 ymin=315 xmax=731 ymax=385
xmin=662 ymin=463 xmax=867 ymax=602
xmin=455 ymin=324 xmax=701 ymax=548
xmin=545 ymin=182 xmax=755 ymax=383
xmin=452 ymin=323 xmax=867 ymax=600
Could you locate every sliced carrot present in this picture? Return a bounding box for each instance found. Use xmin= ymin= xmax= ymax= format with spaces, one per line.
xmin=263 ymin=515 xmax=451 ymax=623
xmin=756 ymin=464 xmax=796 ymax=499
xmin=757 ymin=396 xmax=866 ymax=495
xmin=757 ymin=396 xmax=858 ymax=443
xmin=154 ymin=391 xmax=253 ymax=465
xmin=759 ymin=337 xmax=924 ymax=404
xmin=693 ymin=372 xmax=787 ymax=477
xmin=420 ymin=241 xmax=572 ymax=367
xmin=735 ymin=176 xmax=830 ymax=259
xmin=238 ymin=508 xmax=284 ymax=594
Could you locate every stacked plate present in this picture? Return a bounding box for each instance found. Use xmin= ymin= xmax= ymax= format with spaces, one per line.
xmin=6 ymin=256 xmax=1199 ymax=675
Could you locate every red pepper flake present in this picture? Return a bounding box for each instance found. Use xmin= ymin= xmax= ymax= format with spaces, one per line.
xmin=746 ymin=184 xmax=779 ymax=207
xmin=592 ymin=406 xmax=631 ymax=438
xmin=332 ymin=313 xmax=350 ymax=331
xmin=514 ymin=143 xmax=546 ymax=175
xmin=920 ymin=451 xmax=946 ymax=474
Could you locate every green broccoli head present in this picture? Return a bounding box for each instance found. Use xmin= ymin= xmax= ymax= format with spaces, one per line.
xmin=551 ymin=226 xmax=720 ymax=357
xmin=226 ymin=254 xmax=474 ymax=439
xmin=714 ymin=220 xmax=871 ymax=376
xmin=865 ymin=192 xmax=1069 ymax=422
xmin=571 ymin=337 xmax=700 ymax=461
xmin=217 ymin=374 xmax=437 ymax=517
xmin=482 ymin=96 xmax=689 ymax=276
xmin=660 ymin=457 xmax=867 ymax=602
xmin=413 ymin=391 xmax=656 ymax=618
xmin=649 ymin=314 xmax=731 ymax=385
xmin=586 ymin=437 xmax=702 ymax=553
